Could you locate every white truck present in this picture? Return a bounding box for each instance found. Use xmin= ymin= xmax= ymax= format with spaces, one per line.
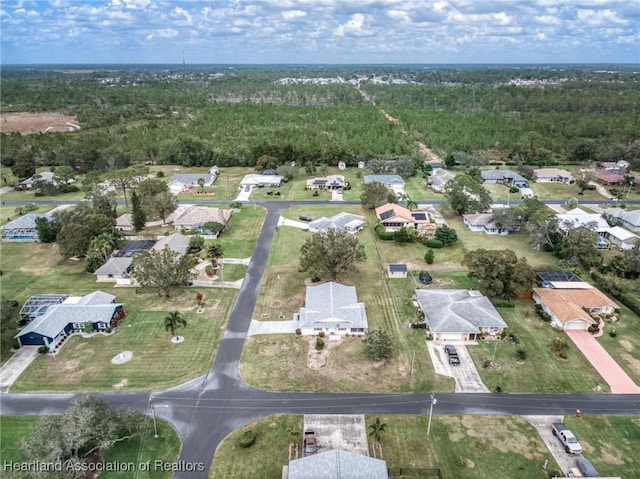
xmin=551 ymin=422 xmax=583 ymax=455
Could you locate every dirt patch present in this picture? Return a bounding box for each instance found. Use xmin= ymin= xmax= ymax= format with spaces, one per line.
xmin=112 ymin=379 xmax=129 ymax=390
xmin=620 ymin=352 xmax=640 ymax=376
xmin=619 ymin=339 xmax=633 ymax=352
xmin=1 ymin=112 xmax=80 ymax=134
xmin=306 ymin=336 xmax=341 ymax=369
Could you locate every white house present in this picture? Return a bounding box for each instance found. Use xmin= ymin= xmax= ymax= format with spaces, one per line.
xmin=532 ymin=168 xmax=574 ymax=184
xmin=463 ymin=213 xmax=509 ymax=235
xmin=363 ymin=175 xmax=405 ymax=195
xmin=295 ymin=282 xmax=368 ymax=336
xmin=556 ymin=208 xmax=610 ymax=235
xmin=307 ymin=212 xmax=365 ymax=234
xmin=604 ymin=208 xmax=640 ymax=233
xmin=168 ymin=173 xmax=216 ymax=195
xmin=604 ymin=226 xmax=639 ymax=250
xmin=94 ymin=258 xmax=134 ymax=283
xmin=427 ymin=169 xmax=455 ymax=193
xmin=239 ymin=174 xmax=283 ymax=189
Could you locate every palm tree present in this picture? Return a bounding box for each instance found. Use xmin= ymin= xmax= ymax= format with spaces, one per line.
xmin=164 ymin=311 xmax=187 ymax=339
xmin=206 ymin=243 xmax=224 ymax=268
xmin=406 ymin=199 xmax=418 ymax=211
xmin=197 ymin=177 xmax=205 ymax=192
xmin=368 ymin=417 xmax=387 ymax=443
xmin=90 ymin=232 xmax=121 ymax=261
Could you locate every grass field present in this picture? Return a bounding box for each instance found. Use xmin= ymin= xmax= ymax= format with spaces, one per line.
xmin=209 ymin=414 xmax=558 ymax=479
xmin=467 ymin=300 xmax=610 ymax=393
xmin=0 ymin=416 xmax=181 ymax=479
xmin=0 ymin=240 xmax=237 ymax=391
xmin=215 ymin=205 xmax=266 ymax=258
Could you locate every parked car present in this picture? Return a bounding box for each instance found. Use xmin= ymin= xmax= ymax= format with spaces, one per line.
xmin=576 ymin=457 xmax=600 ymax=477
xmin=299 ymin=215 xmax=313 ymax=222
xmin=303 ymin=430 xmax=317 ymax=456
xmin=418 ymin=271 xmax=433 ymax=284
xmin=444 ymin=345 xmax=460 ymax=366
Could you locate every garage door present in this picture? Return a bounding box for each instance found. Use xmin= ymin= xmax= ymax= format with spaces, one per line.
xmin=564 ymin=321 xmax=588 ymax=331
xmin=438 ymin=332 xmax=462 ymax=341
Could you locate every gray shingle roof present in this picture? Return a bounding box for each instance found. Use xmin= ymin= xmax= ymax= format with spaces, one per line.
xmin=363 ymin=174 xmax=405 ymax=185
xmin=1 ymin=213 xmax=52 ymax=231
xmin=17 ymin=291 xmax=121 ymax=340
xmin=308 ymin=213 xmax=364 ymax=234
xmin=480 ymin=170 xmax=527 ymax=183
xmin=299 ymin=282 xmax=368 ymax=330
xmin=170 ymin=173 xmax=215 ymax=184
xmin=414 ymin=289 xmax=507 ymax=333
xmin=152 ymin=233 xmax=190 ymax=257
xmin=94 ymin=258 xmax=133 ymax=276
xmin=288 ymin=449 xmax=388 ymax=479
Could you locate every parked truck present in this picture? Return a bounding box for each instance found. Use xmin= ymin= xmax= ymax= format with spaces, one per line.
xmin=551 ymin=422 xmax=583 ymax=454
xmin=444 ymin=345 xmax=460 ymax=366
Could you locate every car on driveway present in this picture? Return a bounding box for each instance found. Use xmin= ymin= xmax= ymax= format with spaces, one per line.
xmin=303 ymin=430 xmax=317 ymax=456
xmin=444 ymin=345 xmax=460 ymax=365
xmin=418 ymin=271 xmax=433 ymax=284
xmin=299 ymin=215 xmax=313 ymax=222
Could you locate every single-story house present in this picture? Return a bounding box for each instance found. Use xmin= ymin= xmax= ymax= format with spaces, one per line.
xmin=152 ymin=233 xmax=190 ymax=258
xmin=533 ymin=286 xmax=618 ymax=331
xmin=363 ymin=174 xmax=405 ymax=194
xmin=595 ymin=169 xmax=624 ymax=186
xmin=16 ymin=291 xmax=125 ymax=349
xmin=427 ymin=169 xmax=455 ymax=193
xmin=375 ymin=203 xmax=436 ymax=235
xmin=171 ymin=206 xmax=232 ymax=235
xmin=94 ymin=257 xmax=134 ymax=283
xmin=307 ymin=212 xmax=365 ymax=234
xmin=1 ymin=213 xmax=53 ymax=242
xmin=414 ymin=289 xmax=508 ymax=341
xmin=116 ymin=214 xmax=134 ymax=232
xmin=536 ymin=271 xmax=583 ymax=289
xmin=306 ymin=175 xmax=345 ymax=190
xmin=556 ymin=208 xmax=610 ymax=235
xmin=19 ymin=171 xmax=55 ymax=190
xmin=604 ymin=208 xmax=640 ymax=232
xmin=532 ymin=168 xmax=574 ymax=184
xmin=463 ymin=213 xmax=509 ymax=235
xmin=20 ymin=294 xmax=71 ymax=322
xmin=604 ymin=226 xmax=639 ymax=250
xmin=168 ymin=173 xmax=216 ymax=195
xmin=239 ymin=174 xmax=283 ymax=189
xmin=287 ymin=449 xmax=388 ymax=479
xmin=598 ymin=161 xmax=625 ymax=172
xmin=388 ymin=264 xmax=408 ymax=278
xmin=480 ymin=170 xmax=529 ymax=188
xmin=295 ymin=282 xmax=368 ymax=336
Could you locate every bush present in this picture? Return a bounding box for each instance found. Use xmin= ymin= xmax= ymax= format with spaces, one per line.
xmin=238 ymin=430 xmax=256 ymax=448
xmin=295 ymin=328 xmax=301 ymax=336
xmin=311 ymin=276 xmax=321 ymax=283
xmin=609 ymin=328 xmax=617 ymax=338
xmin=587 ymin=324 xmax=600 ymax=334
xmin=363 ymin=329 xmax=393 ymax=361
xmin=424 ymin=239 xmax=443 ymax=249
xmin=424 ymin=249 xmax=435 ymax=264
xmin=38 ymin=346 xmax=50 ymax=354
xmin=375 ymin=224 xmax=394 ymax=241
xmin=205 ymin=265 xmax=214 ymax=276
xmin=509 ymin=186 xmax=519 ymax=193
xmin=315 ymin=338 xmax=325 ymax=350
xmin=410 ymin=322 xmax=427 ymax=329
xmin=534 ymin=304 xmax=552 ymax=322
xmin=156 ymin=171 xmax=165 ymax=178
xmin=494 ymin=298 xmax=515 ymax=308
xmin=515 ymin=348 xmax=527 ymax=361
xmin=508 ymin=333 xmax=520 ymax=344
xmin=229 ymin=201 xmax=243 ymax=209
xmin=318 ymin=331 xmax=325 ymax=338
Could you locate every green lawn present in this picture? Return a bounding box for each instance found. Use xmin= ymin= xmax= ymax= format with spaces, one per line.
xmin=209 ymin=414 xmax=558 ymax=479
xmin=215 ymin=206 xmax=266 ymax=258
xmin=563 ymin=415 xmax=640 ymax=479
xmin=0 ymin=416 xmax=181 ymax=479
xmin=467 ymin=300 xmax=610 ymax=393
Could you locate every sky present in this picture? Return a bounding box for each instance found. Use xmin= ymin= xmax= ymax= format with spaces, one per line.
xmin=1 ymin=0 xmax=639 ymax=65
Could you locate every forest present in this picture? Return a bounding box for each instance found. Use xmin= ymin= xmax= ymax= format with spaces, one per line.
xmin=1 ymin=64 xmax=639 ymax=179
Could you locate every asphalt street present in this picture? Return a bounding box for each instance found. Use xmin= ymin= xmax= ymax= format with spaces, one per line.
xmin=1 ymin=200 xmax=639 ymax=479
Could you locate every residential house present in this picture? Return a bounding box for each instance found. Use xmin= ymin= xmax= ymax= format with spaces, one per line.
xmin=604 ymin=208 xmax=640 ymax=232
xmin=308 ymin=212 xmax=365 ymax=234
xmin=363 ymin=174 xmax=405 ymax=195
xmin=19 ymin=171 xmax=55 ymax=190
xmin=463 ymin=213 xmax=509 ymax=235
xmin=480 ymin=170 xmax=529 ymax=188
xmin=595 ymin=169 xmax=624 ymax=186
xmin=152 ymin=233 xmax=190 ymax=258
xmin=532 ymin=286 xmax=618 ymax=331
xmin=295 ymin=282 xmax=368 ymax=336
xmin=604 ymin=226 xmax=639 ymax=250
xmin=414 ymin=289 xmax=508 ymax=341
xmin=1 ymin=213 xmax=53 ymax=242
xmin=239 ymin=174 xmax=283 ymax=189
xmin=598 ymin=161 xmax=625 ymax=172
xmin=287 ymin=449 xmax=388 ymax=479
xmin=306 ymin=175 xmax=345 ymax=190
xmin=116 ymin=214 xmax=134 ymax=232
xmin=94 ymin=257 xmax=135 ymax=283
xmin=375 ymin=203 xmax=436 ymax=235
xmin=427 ymin=168 xmax=455 ymax=193
xmin=532 ymin=168 xmax=574 ymax=184
xmin=19 ymin=294 xmax=71 ymax=322
xmin=556 ymin=208 xmax=610 ymax=235
xmin=168 ymin=172 xmax=216 ymax=195
xmin=171 ymin=206 xmax=232 ymax=235
xmin=16 ymin=291 xmax=125 ymax=350
xmin=387 ymin=264 xmax=408 ymax=278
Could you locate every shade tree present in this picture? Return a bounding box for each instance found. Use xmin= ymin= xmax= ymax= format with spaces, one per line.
xmin=299 ymin=228 xmax=366 ymax=281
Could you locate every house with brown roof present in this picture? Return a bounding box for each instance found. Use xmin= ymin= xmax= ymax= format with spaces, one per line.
xmin=375 ymin=203 xmax=436 ymax=234
xmin=532 ymin=168 xmax=574 ymax=185
xmin=171 ymin=206 xmax=232 ymax=236
xmin=595 ymin=169 xmax=624 ymax=186
xmin=532 ymin=286 xmax=618 ymax=331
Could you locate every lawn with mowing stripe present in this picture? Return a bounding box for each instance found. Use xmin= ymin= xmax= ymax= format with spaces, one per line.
xmin=209 ymin=415 xmax=302 ymax=479
xmin=0 ymin=416 xmax=180 ymax=479
xmin=215 ymin=206 xmax=266 ymax=258
xmin=467 ymin=300 xmax=610 ymax=393
xmin=563 ymin=415 xmax=640 ymax=478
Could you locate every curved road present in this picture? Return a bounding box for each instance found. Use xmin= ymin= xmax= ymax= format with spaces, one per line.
xmin=2 ymin=201 xmax=640 ymax=478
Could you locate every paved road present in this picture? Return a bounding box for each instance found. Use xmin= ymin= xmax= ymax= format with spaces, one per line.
xmin=2 ymin=200 xmax=640 ymax=478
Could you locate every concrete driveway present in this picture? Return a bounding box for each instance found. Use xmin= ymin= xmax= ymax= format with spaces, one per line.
xmin=304 ymin=415 xmax=369 ymax=456
xmin=247 ymin=319 xmax=298 ymax=336
xmin=0 ymin=347 xmax=39 ymax=393
xmin=566 ymin=330 xmax=640 ymax=393
xmin=524 ymin=415 xmax=578 ymax=476
xmin=426 ymin=342 xmax=490 ymax=393
xmin=234 ymin=188 xmax=252 ymax=202
xmin=278 ymin=216 xmax=310 ymax=230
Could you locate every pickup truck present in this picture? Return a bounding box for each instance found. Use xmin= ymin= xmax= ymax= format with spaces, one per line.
xmin=303 ymin=430 xmax=318 ymax=456
xmin=551 ymin=422 xmax=582 ymax=454
xmin=444 ymin=345 xmax=460 ymax=366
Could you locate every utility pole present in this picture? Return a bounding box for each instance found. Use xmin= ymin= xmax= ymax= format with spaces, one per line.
xmin=427 ymin=393 xmax=437 ymax=436
xmin=150 ymin=396 xmax=159 ymax=438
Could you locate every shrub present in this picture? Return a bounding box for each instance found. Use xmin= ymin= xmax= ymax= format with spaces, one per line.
xmin=205 ymin=265 xmax=214 ymax=276
xmin=315 ymin=338 xmax=325 ymax=350
xmin=424 ymin=239 xmax=443 ymax=249
xmin=515 ymin=348 xmax=527 ymax=361
xmin=508 ymin=333 xmax=520 ymax=344
xmin=318 ymin=331 xmax=325 ymax=338
xmin=509 ymin=186 xmax=519 ymax=193
xmin=494 ymin=298 xmax=515 ymax=308
xmin=609 ymin=328 xmax=617 ymax=338
xmin=410 ymin=322 xmax=427 ymax=329
xmin=156 ymin=171 xmax=165 ymax=178
xmin=312 ymin=190 xmax=319 ymax=197
xmin=295 ymin=328 xmax=301 ymax=336
xmin=38 ymin=346 xmax=50 ymax=354
xmin=375 ymin=224 xmax=394 ymax=241
xmin=534 ymin=304 xmax=552 ymax=322
xmin=424 ymin=249 xmax=434 ymax=264
xmin=311 ymin=276 xmax=321 ymax=283
xmin=587 ymin=324 xmax=600 ymax=334
xmin=12 ymin=339 xmax=20 ymax=350
xmin=238 ymin=430 xmax=256 ymax=448
xmin=363 ymin=329 xmax=393 ymax=361
xmin=229 ymin=201 xmax=243 ymax=209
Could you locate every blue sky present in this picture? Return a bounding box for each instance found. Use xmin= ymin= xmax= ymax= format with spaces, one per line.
xmin=1 ymin=0 xmax=639 ymax=64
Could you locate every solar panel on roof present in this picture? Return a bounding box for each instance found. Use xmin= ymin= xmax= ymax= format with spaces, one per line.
xmin=389 ymin=264 xmax=407 ymax=273
xmin=115 ymin=240 xmax=155 ymax=257
xmin=411 ymin=213 xmax=427 ymax=220
xmin=536 ymin=271 xmax=582 ymax=283
xmin=379 ymin=210 xmax=395 ymax=221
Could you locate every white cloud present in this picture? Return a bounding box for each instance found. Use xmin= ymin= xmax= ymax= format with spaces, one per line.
xmin=334 ymin=13 xmax=371 ymax=36
xmin=282 ymin=9 xmax=306 ymax=20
